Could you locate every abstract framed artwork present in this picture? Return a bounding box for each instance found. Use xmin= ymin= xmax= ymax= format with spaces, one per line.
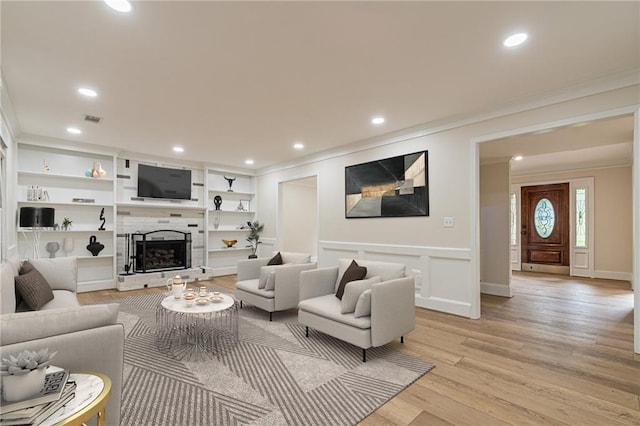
xmin=345 ymin=150 xmax=429 ymax=218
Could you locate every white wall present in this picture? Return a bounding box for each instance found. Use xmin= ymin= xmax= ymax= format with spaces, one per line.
xmin=280 ymin=177 xmax=318 ymax=257
xmin=0 ymin=75 xmax=19 ymax=260
xmin=480 ymin=162 xmax=511 ymax=297
xmin=257 ymin=84 xmax=639 ymax=320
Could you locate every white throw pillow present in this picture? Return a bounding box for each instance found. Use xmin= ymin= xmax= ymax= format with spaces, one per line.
xmin=264 ymin=270 xmax=277 ymax=291
xmin=354 ymin=289 xmax=372 ymax=318
xmin=258 ymin=266 xmax=278 ymax=289
xmin=340 ymin=276 xmax=381 ymax=314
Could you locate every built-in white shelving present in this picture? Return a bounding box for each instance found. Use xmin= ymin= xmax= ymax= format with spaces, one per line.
xmin=115 ymin=202 xmax=206 ymax=211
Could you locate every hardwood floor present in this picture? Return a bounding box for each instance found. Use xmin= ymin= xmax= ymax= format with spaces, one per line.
xmin=78 ymin=272 xmax=639 ymax=425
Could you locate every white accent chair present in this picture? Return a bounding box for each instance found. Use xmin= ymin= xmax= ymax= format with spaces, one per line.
xmin=235 ymin=252 xmax=317 ymax=321
xmin=298 ymin=259 xmax=415 ymax=362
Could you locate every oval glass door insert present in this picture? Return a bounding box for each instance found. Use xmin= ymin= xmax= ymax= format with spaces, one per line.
xmin=534 ymin=198 xmax=555 ymax=238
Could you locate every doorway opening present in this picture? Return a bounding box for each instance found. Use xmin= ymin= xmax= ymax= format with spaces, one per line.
xmin=277 ymin=176 xmax=318 ymax=260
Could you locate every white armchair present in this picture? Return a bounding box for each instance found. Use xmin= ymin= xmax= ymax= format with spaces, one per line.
xmin=235 ymin=252 xmax=317 ymax=321
xmin=298 ymin=259 xmax=415 ymax=362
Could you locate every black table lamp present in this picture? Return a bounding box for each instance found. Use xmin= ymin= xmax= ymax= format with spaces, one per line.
xmin=19 ymin=207 xmax=55 ymax=258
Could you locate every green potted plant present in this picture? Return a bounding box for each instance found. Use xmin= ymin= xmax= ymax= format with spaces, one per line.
xmin=245 ymin=220 xmax=264 ymax=259
xmin=62 ymin=217 xmax=72 ymax=231
xmin=0 ymin=348 xmax=57 ymax=402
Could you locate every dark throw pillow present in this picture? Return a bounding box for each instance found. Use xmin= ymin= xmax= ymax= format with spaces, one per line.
xmin=14 ymin=261 xmax=37 ymax=307
xmin=267 ymin=252 xmax=283 ymax=266
xmin=335 ymin=260 xmax=367 ymax=300
xmin=14 ymin=264 xmax=54 ymax=310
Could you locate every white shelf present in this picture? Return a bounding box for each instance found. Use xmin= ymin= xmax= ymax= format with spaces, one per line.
xmin=116 ymin=202 xmax=205 ymax=211
xmin=208 ymin=189 xmax=254 ymax=197
xmin=18 ymin=200 xmax=113 ymax=208
xmin=208 ymin=247 xmax=251 ymax=253
xmin=18 ymin=170 xmax=114 ymax=183
xmin=208 ymin=228 xmax=250 ymax=232
xmin=208 ymin=209 xmax=254 ymax=214
xmin=19 ymin=229 xmax=113 ymax=233
xmin=76 ymin=255 xmax=114 ymax=260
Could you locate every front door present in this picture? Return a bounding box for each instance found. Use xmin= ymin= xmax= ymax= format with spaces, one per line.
xmin=521 ymin=183 xmax=570 ymax=274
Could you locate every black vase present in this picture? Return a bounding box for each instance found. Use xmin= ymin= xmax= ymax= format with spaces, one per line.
xmin=86 ymin=235 xmax=105 ymax=256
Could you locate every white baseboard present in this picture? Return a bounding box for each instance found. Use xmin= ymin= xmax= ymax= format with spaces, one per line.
xmin=480 ymin=281 xmax=513 ymax=297
xmin=593 ymin=270 xmax=633 ymax=282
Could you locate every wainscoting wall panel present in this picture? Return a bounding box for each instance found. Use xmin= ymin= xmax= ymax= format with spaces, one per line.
xmin=319 ymin=241 xmax=473 ymax=318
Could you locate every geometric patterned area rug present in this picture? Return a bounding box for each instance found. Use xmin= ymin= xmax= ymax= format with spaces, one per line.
xmin=114 ymin=293 xmax=435 ymax=426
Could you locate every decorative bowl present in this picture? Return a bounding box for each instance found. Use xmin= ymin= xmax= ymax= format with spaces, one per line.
xmin=196 ymin=298 xmax=209 ymax=305
xmin=222 ymin=239 xmax=238 ymax=248
xmin=210 ymin=296 xmax=224 ymax=303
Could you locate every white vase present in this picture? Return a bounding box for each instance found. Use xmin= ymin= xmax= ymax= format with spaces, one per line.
xmin=2 ymin=369 xmax=46 ymax=402
xmin=213 ymin=211 xmax=221 ymax=230
xmin=63 ymin=237 xmax=74 ymax=256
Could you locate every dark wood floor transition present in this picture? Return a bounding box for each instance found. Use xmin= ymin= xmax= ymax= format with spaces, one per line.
xmin=79 ymin=272 xmax=639 ymax=425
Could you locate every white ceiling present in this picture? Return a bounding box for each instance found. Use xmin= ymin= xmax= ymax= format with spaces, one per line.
xmin=2 ymin=1 xmax=638 ymax=171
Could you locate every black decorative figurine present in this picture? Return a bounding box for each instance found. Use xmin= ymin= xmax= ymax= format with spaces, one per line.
xmin=98 ymin=208 xmax=106 ymax=231
xmin=86 ymin=235 xmax=105 ymax=256
xmin=224 ymin=176 xmax=236 ymax=192
xmin=214 ymin=195 xmax=222 ymax=210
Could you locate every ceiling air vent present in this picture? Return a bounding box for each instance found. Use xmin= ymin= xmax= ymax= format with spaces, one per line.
xmin=83 ymin=114 xmax=102 ymax=124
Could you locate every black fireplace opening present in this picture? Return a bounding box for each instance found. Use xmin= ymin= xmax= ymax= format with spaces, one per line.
xmin=132 ymin=230 xmax=192 ymax=273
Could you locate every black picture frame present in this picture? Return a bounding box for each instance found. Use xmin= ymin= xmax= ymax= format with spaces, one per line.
xmin=345 ymin=150 xmax=429 ymax=218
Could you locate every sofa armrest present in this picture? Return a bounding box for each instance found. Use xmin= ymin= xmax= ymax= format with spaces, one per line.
xmin=0 ymin=324 xmax=124 ymax=425
xmin=299 ymin=267 xmax=339 ymax=301
xmin=273 ymin=263 xmax=317 ymax=310
xmin=0 ymin=304 xmax=119 ymax=346
xmin=371 ymin=277 xmax=415 ymax=347
xmin=237 ymin=258 xmax=270 ymax=281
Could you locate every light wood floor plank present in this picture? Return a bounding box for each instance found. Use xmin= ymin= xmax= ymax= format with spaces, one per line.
xmin=78 ymin=271 xmax=640 ymax=425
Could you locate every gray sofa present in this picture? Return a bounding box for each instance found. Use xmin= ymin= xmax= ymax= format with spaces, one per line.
xmin=0 ymin=257 xmax=124 ymax=425
xmin=298 ymin=259 xmax=416 ymax=362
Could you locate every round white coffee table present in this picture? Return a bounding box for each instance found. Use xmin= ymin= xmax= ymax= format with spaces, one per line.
xmin=156 ymin=292 xmax=239 ymax=360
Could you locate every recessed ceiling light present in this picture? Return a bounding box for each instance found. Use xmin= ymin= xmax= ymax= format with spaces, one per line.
xmin=371 ymin=116 xmax=385 ymax=125
xmin=66 ymin=127 xmax=82 ymax=134
xmin=173 ymin=146 xmax=184 ymax=153
xmin=513 ymin=155 xmax=524 ymax=161
xmin=245 ymin=159 xmax=254 ymax=165
xmin=293 ymin=142 xmax=304 ymax=150
xmin=104 ymin=0 xmax=132 ymax=13
xmin=78 ymin=88 xmax=97 ymax=97
xmin=503 ymin=32 xmax=528 ymax=48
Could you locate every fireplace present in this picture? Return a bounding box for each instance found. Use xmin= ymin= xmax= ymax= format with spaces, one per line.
xmin=132 ymin=230 xmax=192 ymax=273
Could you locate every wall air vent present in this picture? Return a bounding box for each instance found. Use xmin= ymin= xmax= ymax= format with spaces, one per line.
xmin=84 ymin=114 xmax=102 ymax=124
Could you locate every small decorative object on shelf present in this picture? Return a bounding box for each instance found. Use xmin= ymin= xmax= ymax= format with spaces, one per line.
xmin=63 ymin=237 xmax=74 ymax=256
xmin=213 ymin=195 xmax=222 ymax=210
xmin=224 ymin=176 xmax=236 ymax=192
xmin=222 ymin=239 xmax=238 ymax=248
xmin=42 ymin=160 xmax=50 ymax=173
xmin=27 ymin=185 xmax=48 ymax=201
xmin=0 ymin=348 xmax=56 ymax=402
xmin=90 ymin=161 xmax=107 ymax=178
xmin=45 ymin=242 xmax=60 ymax=258
xmin=86 ymin=235 xmax=105 ymax=256
xmin=236 ymin=200 xmax=246 ymax=212
xmin=98 ymin=208 xmax=106 ymax=231
xmin=213 ymin=210 xmax=221 ymax=230
xmin=246 ymin=220 xmax=264 ymax=259
xmin=61 ymin=218 xmax=72 ymax=231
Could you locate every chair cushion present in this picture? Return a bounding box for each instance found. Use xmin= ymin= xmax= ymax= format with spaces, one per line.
xmin=298 ymin=294 xmax=371 ymax=330
xmin=28 ymin=258 xmax=77 ymax=292
xmin=236 ymin=279 xmax=275 ymax=299
xmin=354 ymin=289 xmax=372 ymax=318
xmin=41 ymin=290 xmax=81 ymax=310
xmin=14 ymin=265 xmax=54 ymax=310
xmin=335 ymin=260 xmax=366 ymax=300
xmin=267 ymin=252 xmax=283 ymax=265
xmin=341 ymin=276 xmax=381 ymax=314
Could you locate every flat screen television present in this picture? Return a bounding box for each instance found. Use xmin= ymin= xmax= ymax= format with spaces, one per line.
xmin=137 ymin=164 xmax=192 ymax=200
